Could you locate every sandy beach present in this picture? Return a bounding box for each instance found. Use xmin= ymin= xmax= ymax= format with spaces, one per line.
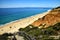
xmin=0 ymin=10 xmax=50 ymax=35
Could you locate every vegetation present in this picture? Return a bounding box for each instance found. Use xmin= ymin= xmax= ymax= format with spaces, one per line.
xmin=19 ymin=22 xmax=60 ymax=40
xmin=0 ymin=33 xmax=13 ymax=40
xmin=0 ymin=22 xmax=60 ymax=40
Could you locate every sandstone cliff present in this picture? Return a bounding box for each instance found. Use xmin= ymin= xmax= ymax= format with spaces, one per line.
xmin=32 ymin=7 xmax=60 ymax=28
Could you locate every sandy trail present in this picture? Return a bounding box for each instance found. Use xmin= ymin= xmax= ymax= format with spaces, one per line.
xmin=0 ymin=10 xmax=50 ymax=35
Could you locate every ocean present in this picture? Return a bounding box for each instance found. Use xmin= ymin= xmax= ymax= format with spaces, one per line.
xmin=0 ymin=8 xmax=51 ymax=25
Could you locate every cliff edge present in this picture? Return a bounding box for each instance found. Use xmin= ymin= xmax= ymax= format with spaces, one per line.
xmin=32 ymin=6 xmax=60 ymax=28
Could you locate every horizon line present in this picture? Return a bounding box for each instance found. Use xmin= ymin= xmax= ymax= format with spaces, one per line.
xmin=0 ymin=6 xmax=59 ymax=8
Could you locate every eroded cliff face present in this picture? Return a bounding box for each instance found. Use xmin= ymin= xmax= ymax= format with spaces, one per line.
xmin=32 ymin=7 xmax=60 ymax=28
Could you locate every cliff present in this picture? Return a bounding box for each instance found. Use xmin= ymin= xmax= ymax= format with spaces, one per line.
xmin=32 ymin=6 xmax=60 ymax=28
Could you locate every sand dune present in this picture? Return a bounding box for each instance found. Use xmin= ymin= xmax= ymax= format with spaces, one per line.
xmin=0 ymin=10 xmax=50 ymax=35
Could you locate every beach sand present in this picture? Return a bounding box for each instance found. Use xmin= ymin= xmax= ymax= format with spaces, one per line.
xmin=0 ymin=10 xmax=50 ymax=35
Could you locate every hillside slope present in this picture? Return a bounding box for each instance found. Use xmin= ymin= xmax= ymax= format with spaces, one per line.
xmin=32 ymin=7 xmax=60 ymax=28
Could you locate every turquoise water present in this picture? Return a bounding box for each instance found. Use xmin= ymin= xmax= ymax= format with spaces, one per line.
xmin=0 ymin=8 xmax=51 ymax=25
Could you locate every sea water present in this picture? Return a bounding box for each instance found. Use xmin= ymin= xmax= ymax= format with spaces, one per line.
xmin=0 ymin=8 xmax=51 ymax=25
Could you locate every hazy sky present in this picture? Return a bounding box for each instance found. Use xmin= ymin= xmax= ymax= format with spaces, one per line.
xmin=0 ymin=0 xmax=60 ymax=8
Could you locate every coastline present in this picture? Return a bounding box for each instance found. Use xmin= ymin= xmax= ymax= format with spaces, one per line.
xmin=0 ymin=10 xmax=51 ymax=35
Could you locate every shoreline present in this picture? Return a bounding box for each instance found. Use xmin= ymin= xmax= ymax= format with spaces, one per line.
xmin=0 ymin=10 xmax=51 ymax=35
xmin=0 ymin=14 xmax=44 ymax=27
xmin=0 ymin=13 xmax=46 ymax=27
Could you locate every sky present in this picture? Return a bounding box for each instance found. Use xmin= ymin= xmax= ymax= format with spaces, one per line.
xmin=0 ymin=0 xmax=60 ymax=8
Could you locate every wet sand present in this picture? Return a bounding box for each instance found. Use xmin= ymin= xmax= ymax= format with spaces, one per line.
xmin=0 ymin=10 xmax=50 ymax=35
